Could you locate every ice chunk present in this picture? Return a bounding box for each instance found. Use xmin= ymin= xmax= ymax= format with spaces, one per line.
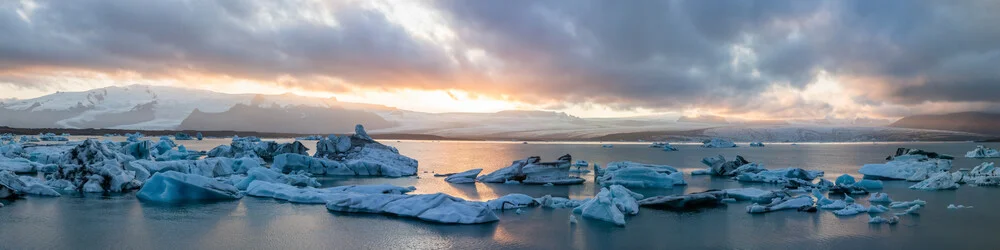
xmin=638 ymin=190 xmax=726 ymax=211
xmin=569 ymin=214 xmax=578 ymax=224
xmin=735 ymin=167 xmax=824 ymax=184
xmin=835 ymin=174 xmax=856 ymax=186
xmin=690 ymin=169 xmax=712 ymax=175
xmin=487 ymin=193 xmax=538 ymax=210
xmin=813 ymin=189 xmax=834 ymax=206
xmin=845 ymin=195 xmax=855 ymax=203
xmin=869 ymin=215 xmax=900 ymax=224
xmin=859 ymin=148 xmax=952 ymax=181
xmin=868 ymin=205 xmax=889 ymax=213
xmin=909 ymin=172 xmax=959 ymax=190
xmin=137 ymin=171 xmax=243 ymax=203
xmin=853 ymin=179 xmax=883 ymax=190
xmin=0 ymin=170 xmax=26 ymax=199
xmin=746 ymin=196 xmax=813 ymax=214
xmin=833 ymin=204 xmax=867 ymax=216
xmin=130 ymin=157 xmax=261 ymax=178
xmin=0 ymin=157 xmax=47 ymax=173
xmin=174 ymin=133 xmax=194 ymax=141
xmin=246 ymin=181 xmax=414 ymax=204
xmin=235 ymin=167 xmax=319 ymax=190
xmin=947 ymin=204 xmax=973 ymax=209
xmin=820 ymin=200 xmax=848 ymax=210
xmin=726 ymin=188 xmax=784 ymax=203
xmin=868 ymin=192 xmax=893 ymax=203
xmin=597 ymin=161 xmax=685 ymax=188
xmin=442 ymin=169 xmax=481 ymax=184
xmin=895 ymin=204 xmax=923 ymax=216
xmin=477 ymin=155 xmax=584 ymax=185
xmin=39 ymin=133 xmax=69 ymax=142
xmin=889 ymin=199 xmax=927 ymax=208
xmin=535 ymin=195 xmax=589 ymax=209
xmin=749 ymin=142 xmax=765 ymax=147
xmin=16 ymin=176 xmax=60 ymax=196
xmin=702 ymin=138 xmax=737 ymax=148
xmin=272 ymin=153 xmax=416 ymax=177
xmin=572 ymin=185 xmax=643 ymax=226
xmin=649 ymin=142 xmax=678 ymax=151
xmin=965 ymin=145 xmax=1000 ymax=158
xmin=325 ymin=192 xmax=499 ymax=224
xmin=700 ymin=155 xmax=765 ymax=176
xmin=573 ymin=160 xmax=588 ymax=167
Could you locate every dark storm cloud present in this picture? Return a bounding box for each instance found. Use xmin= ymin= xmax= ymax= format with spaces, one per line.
xmin=0 ymin=0 xmax=456 ymax=88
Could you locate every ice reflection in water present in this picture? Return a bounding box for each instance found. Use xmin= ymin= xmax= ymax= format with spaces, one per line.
xmin=2 ymin=140 xmax=1000 ymax=249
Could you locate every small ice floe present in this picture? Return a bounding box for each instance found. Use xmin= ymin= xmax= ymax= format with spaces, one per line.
xmin=573 ymin=185 xmax=643 ymax=226
xmin=965 ymin=145 xmax=1000 ymax=158
xmin=478 ymin=155 xmax=584 ymax=185
xmin=727 ymin=188 xmax=785 ymax=203
xmin=868 ymin=215 xmax=900 ymax=225
xmin=515 ymin=208 xmax=523 ymax=214
xmin=596 ymin=161 xmax=685 ymax=188
xmin=702 ymin=138 xmax=737 ymax=148
xmin=859 ymin=148 xmax=953 ymax=181
xmin=868 ymin=193 xmax=893 ymax=203
xmin=890 ymin=199 xmax=927 ymax=208
xmin=832 ymin=204 xmax=867 ymax=216
xmin=569 ymin=214 xmax=578 ymax=224
xmin=637 ymin=190 xmax=726 ymax=211
xmin=649 ymin=142 xmax=678 ymax=151
xmin=442 ymin=169 xmax=482 ymax=184
xmin=894 ymin=204 xmax=924 ymax=216
xmin=746 ymin=196 xmax=814 ymax=214
xmin=947 ymin=204 xmax=973 ymax=209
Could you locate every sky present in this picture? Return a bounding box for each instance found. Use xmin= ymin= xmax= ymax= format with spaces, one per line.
xmin=1 ymin=0 xmax=999 ymax=119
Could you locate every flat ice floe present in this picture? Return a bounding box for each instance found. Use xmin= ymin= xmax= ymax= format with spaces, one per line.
xmin=325 ymin=192 xmax=499 ymax=224
xmin=858 ymin=148 xmax=952 ymax=181
xmin=477 ymin=154 xmax=584 ymax=185
xmin=246 ymin=181 xmax=415 ymax=204
xmin=596 ymin=161 xmax=685 ymax=188
xmin=137 ymin=171 xmax=243 ymax=203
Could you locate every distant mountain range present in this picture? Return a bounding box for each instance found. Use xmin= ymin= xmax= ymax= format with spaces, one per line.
xmin=890 ymin=112 xmax=1000 ymax=136
xmin=0 ymin=85 xmax=992 ymax=141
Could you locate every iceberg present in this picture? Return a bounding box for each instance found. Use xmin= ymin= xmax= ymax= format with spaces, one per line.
xmin=735 ymin=167 xmax=824 ymax=185
xmin=749 ymin=142 xmax=765 ymax=147
xmin=477 ymin=155 xmax=584 ymax=185
xmin=235 ymin=167 xmax=319 ymax=189
xmin=130 ymin=157 xmax=261 ymax=179
xmin=44 ymin=139 xmax=141 ymax=193
xmin=16 ymin=176 xmax=60 ymax=196
xmin=325 ymin=192 xmax=499 ymax=224
xmin=853 ymin=179 xmax=883 ymax=190
xmin=835 ymin=174 xmax=856 ymax=186
xmin=209 ymin=138 xmax=309 ymax=162
xmin=0 ymin=157 xmax=48 ymax=173
xmin=868 ymin=215 xmax=900 ymax=224
xmin=272 ymin=153 xmax=416 ymax=177
xmin=19 ymin=136 xmax=40 ymax=143
xmin=699 ymin=155 xmax=764 ymax=176
xmin=947 ymin=204 xmax=973 ymax=209
xmin=746 ymin=196 xmax=813 ymax=214
xmin=889 ymin=199 xmax=927 ymax=209
xmin=125 ymin=132 xmax=144 ymax=142
xmin=859 ymin=148 xmax=952 ymax=181
xmin=573 ymin=160 xmax=589 ymax=167
xmin=965 ymin=145 xmax=1000 ymax=158
xmin=136 ymin=171 xmax=243 ymax=203
xmin=868 ymin=205 xmax=889 ymax=213
xmin=725 ymin=188 xmax=785 ymax=203
xmin=909 ymin=172 xmax=959 ymax=190
xmin=535 ymin=195 xmax=589 ymax=209
xmin=637 ymin=190 xmax=726 ymax=211
xmin=895 ymin=204 xmax=924 ymax=216
xmin=828 ymin=184 xmax=869 ymax=195
xmin=196 ymin=132 xmax=203 ymax=141
xmin=702 ymin=138 xmax=737 ymax=148
xmin=174 ymin=133 xmax=194 ymax=141
xmin=965 ymin=162 xmax=1000 ymax=186
xmin=39 ymin=133 xmax=69 ymax=142
xmin=833 ymin=204 xmax=867 ymax=216
xmin=246 ymin=181 xmax=414 ymax=204
xmin=868 ymin=192 xmax=893 ymax=203
xmin=820 ymin=200 xmax=848 ymax=210
xmin=487 ymin=193 xmax=539 ymax=210
xmin=596 ymin=161 xmax=685 ymax=188
xmin=443 ymin=169 xmax=481 ymax=184
xmin=0 ymin=170 xmax=26 ymax=199
xmin=573 ymin=185 xmax=643 ymax=226
xmin=649 ymin=142 xmax=678 ymax=151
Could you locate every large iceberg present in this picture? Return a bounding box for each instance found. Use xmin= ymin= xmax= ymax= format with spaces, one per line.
xmin=596 ymin=161 xmax=685 ymax=188
xmin=325 ymin=192 xmax=498 ymax=224
xmin=136 ymin=171 xmax=243 ymax=203
xmin=174 ymin=133 xmax=194 ymax=141
xmin=272 ymin=153 xmax=416 ymax=177
xmin=130 ymin=157 xmax=261 ymax=181
xmin=44 ymin=139 xmax=141 ymax=193
xmin=697 ymin=155 xmax=763 ymax=176
xmin=208 ymin=138 xmax=309 ymax=162
xmin=573 ymin=185 xmax=643 ymax=226
xmin=965 ymin=145 xmax=1000 ymax=158
xmin=859 ymin=148 xmax=952 ymax=181
xmin=477 ymin=155 xmax=584 ymax=185
xmin=638 ymin=190 xmax=726 ymax=211
xmin=702 ymin=138 xmax=737 ymax=148
xmin=235 ymin=167 xmax=320 ymax=189
xmin=909 ymin=172 xmax=959 ymax=190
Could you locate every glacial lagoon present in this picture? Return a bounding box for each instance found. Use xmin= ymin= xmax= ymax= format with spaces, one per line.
xmin=3 ymin=139 xmax=999 ymax=249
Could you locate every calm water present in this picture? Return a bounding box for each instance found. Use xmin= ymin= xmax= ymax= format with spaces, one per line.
xmin=3 ymin=139 xmax=1000 ymax=249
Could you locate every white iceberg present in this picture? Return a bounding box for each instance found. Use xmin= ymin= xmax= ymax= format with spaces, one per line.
xmin=820 ymin=200 xmax=848 ymax=210
xmin=853 ymin=179 xmax=883 ymax=190
xmin=136 ymin=171 xmax=243 ymax=203
xmin=868 ymin=205 xmax=889 ymax=213
xmin=638 ymin=191 xmax=727 ymax=211
xmin=442 ymin=169 xmax=481 ymax=184
xmin=909 ymin=172 xmax=959 ymax=190
xmin=477 ymin=155 xmax=584 ymax=185
xmin=833 ymin=204 xmax=867 ymax=216
xmin=325 ymin=192 xmax=499 ymax=224
xmin=572 ymin=185 xmax=643 ymax=226
xmin=596 ymin=161 xmax=685 ymax=188
xmin=735 ymin=167 xmax=824 ymax=185
xmin=889 ymin=199 xmax=927 ymax=209
xmin=0 ymin=157 xmax=48 ymax=173
xmin=895 ymin=204 xmax=923 ymax=216
xmin=965 ymin=145 xmax=1000 ymax=158
xmin=16 ymin=176 xmax=60 ymax=196
xmin=487 ymin=193 xmax=538 ymax=210
xmin=746 ymin=196 xmax=813 ymax=214
xmin=699 ymin=155 xmax=765 ymax=176
xmin=0 ymin=170 xmax=26 ymax=199
xmin=246 ymin=181 xmax=414 ymax=204
xmin=859 ymin=148 xmax=952 ymax=181
xmin=535 ymin=195 xmax=589 ymax=209
xmin=272 ymin=153 xmax=416 ymax=177
xmin=868 ymin=192 xmax=893 ymax=203
xmin=868 ymin=215 xmax=899 ymax=224
xmin=702 ymin=138 xmax=737 ymax=148
xmin=726 ymin=188 xmax=784 ymax=203
xmin=947 ymin=204 xmax=973 ymax=209
xmin=234 ymin=167 xmax=319 ymax=190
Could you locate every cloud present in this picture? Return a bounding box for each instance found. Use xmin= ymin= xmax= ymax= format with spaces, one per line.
xmin=1 ymin=0 xmax=999 ymax=118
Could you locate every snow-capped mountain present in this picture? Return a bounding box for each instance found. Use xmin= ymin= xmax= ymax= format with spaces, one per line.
xmin=0 ymin=85 xmax=390 ymax=131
